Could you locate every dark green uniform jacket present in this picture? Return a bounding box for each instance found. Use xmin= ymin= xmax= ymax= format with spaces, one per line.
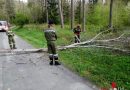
xmin=44 ymin=28 xmax=57 ymax=41
xmin=6 ymin=30 xmax=16 ymax=49
xmin=44 ymin=28 xmax=57 ymax=54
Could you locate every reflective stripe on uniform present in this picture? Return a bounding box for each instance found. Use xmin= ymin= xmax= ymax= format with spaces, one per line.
xmin=44 ymin=30 xmax=55 ymax=33
xmin=53 ymin=54 xmax=58 ymax=57
xmin=7 ymin=31 xmax=14 ymax=36
xmin=49 ymin=54 xmax=53 ymax=56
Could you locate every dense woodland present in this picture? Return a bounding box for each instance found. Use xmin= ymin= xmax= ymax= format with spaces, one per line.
xmin=0 ymin=0 xmax=130 ymax=30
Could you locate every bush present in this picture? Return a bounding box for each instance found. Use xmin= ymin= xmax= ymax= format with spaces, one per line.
xmin=86 ymin=4 xmax=109 ymax=28
xmin=13 ymin=13 xmax=29 ymax=28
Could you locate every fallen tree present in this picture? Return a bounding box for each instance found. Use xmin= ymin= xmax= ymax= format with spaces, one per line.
xmin=0 ymin=29 xmax=129 ymax=55
xmin=0 ymin=44 xmax=129 ymax=56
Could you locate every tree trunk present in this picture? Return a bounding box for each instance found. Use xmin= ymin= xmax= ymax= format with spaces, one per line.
xmin=79 ymin=0 xmax=82 ymax=24
xmin=45 ymin=0 xmax=48 ymax=24
xmin=5 ymin=0 xmax=15 ymax=22
xmin=58 ymin=0 xmax=64 ymax=28
xmin=71 ymin=0 xmax=74 ymax=30
xmin=82 ymin=0 xmax=86 ymax=31
xmin=109 ymin=0 xmax=113 ymax=28
xmin=102 ymin=0 xmax=106 ymax=5
xmin=41 ymin=0 xmax=45 ymax=21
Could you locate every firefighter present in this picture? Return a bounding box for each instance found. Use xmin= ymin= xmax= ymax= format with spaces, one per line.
xmin=73 ymin=25 xmax=82 ymax=43
xmin=6 ymin=26 xmax=17 ymax=49
xmin=44 ymin=20 xmax=60 ymax=65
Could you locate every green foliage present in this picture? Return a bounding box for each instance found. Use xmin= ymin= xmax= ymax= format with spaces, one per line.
xmin=86 ymin=4 xmax=109 ymax=28
xmin=75 ymin=1 xmax=81 ymax=24
xmin=84 ymin=1 xmax=130 ymax=30
xmin=27 ymin=2 xmax=46 ymax=23
xmin=62 ymin=0 xmax=70 ymax=24
xmin=5 ymin=0 xmax=15 ymax=22
xmin=13 ymin=13 xmax=29 ymax=28
xmin=47 ymin=0 xmax=60 ymax=24
xmin=113 ymin=0 xmax=130 ymax=28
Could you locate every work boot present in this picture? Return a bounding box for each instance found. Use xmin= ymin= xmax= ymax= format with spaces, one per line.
xmin=13 ymin=47 xmax=17 ymax=49
xmin=55 ymin=61 xmax=61 ymax=65
xmin=10 ymin=45 xmax=13 ymax=49
xmin=49 ymin=60 xmax=53 ymax=65
xmin=13 ymin=44 xmax=17 ymax=49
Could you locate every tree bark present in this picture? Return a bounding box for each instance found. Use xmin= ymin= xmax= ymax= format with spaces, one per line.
xmin=58 ymin=0 xmax=64 ymax=28
xmin=109 ymin=0 xmax=113 ymax=28
xmin=45 ymin=0 xmax=48 ymax=24
xmin=102 ymin=0 xmax=106 ymax=5
xmin=79 ymin=0 xmax=82 ymax=24
xmin=71 ymin=0 xmax=74 ymax=30
xmin=82 ymin=0 xmax=86 ymax=31
xmin=5 ymin=0 xmax=15 ymax=22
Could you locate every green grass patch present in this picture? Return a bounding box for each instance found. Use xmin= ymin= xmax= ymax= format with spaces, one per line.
xmin=59 ymin=48 xmax=130 ymax=89
xmin=13 ymin=24 xmax=102 ymax=47
xmin=13 ymin=26 xmax=46 ymax=48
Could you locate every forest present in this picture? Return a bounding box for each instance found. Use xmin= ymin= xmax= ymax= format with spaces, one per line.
xmin=0 ymin=0 xmax=129 ymax=29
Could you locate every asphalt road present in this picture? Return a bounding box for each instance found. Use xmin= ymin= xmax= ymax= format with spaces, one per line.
xmin=0 ymin=32 xmax=97 ymax=90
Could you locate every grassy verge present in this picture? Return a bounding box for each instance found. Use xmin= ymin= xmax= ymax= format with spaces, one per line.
xmin=13 ymin=24 xmax=130 ymax=89
xmin=13 ymin=25 xmax=46 ymax=48
xmin=13 ymin=24 xmax=102 ymax=47
xmin=59 ymin=48 xmax=130 ymax=89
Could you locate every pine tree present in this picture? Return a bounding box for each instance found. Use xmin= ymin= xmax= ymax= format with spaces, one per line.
xmin=47 ymin=0 xmax=59 ymax=24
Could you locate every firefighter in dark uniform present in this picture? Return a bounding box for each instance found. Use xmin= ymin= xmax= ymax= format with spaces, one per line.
xmin=44 ymin=20 xmax=60 ymax=65
xmin=73 ymin=25 xmax=82 ymax=43
xmin=6 ymin=27 xmax=17 ymax=49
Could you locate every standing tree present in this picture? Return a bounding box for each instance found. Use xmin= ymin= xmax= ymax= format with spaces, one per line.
xmin=0 ymin=0 xmax=6 ymax=19
xmin=45 ymin=0 xmax=48 ymax=23
xmin=40 ymin=0 xmax=46 ymax=22
xmin=58 ymin=0 xmax=64 ymax=28
xmin=62 ymin=0 xmax=70 ymax=24
xmin=75 ymin=0 xmax=82 ymax=24
xmin=47 ymin=0 xmax=60 ymax=24
xmin=108 ymin=0 xmax=113 ymax=28
xmin=82 ymin=0 xmax=86 ymax=31
xmin=5 ymin=0 xmax=15 ymax=22
xmin=71 ymin=0 xmax=74 ymax=30
xmin=28 ymin=0 xmax=45 ymax=23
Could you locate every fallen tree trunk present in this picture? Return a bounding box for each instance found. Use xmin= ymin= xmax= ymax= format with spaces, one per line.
xmin=0 ymin=30 xmax=129 ymax=55
xmin=58 ymin=45 xmax=130 ymax=55
xmin=0 ymin=48 xmax=47 ymax=54
xmin=0 ymin=45 xmax=129 ymax=55
xmin=95 ymin=33 xmax=125 ymax=42
xmin=66 ymin=28 xmax=111 ymax=47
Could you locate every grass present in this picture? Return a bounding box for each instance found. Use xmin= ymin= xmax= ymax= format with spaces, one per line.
xmin=13 ymin=24 xmax=102 ymax=47
xmin=13 ymin=24 xmax=130 ymax=89
xmin=59 ymin=48 xmax=130 ymax=89
xmin=13 ymin=26 xmax=46 ymax=48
